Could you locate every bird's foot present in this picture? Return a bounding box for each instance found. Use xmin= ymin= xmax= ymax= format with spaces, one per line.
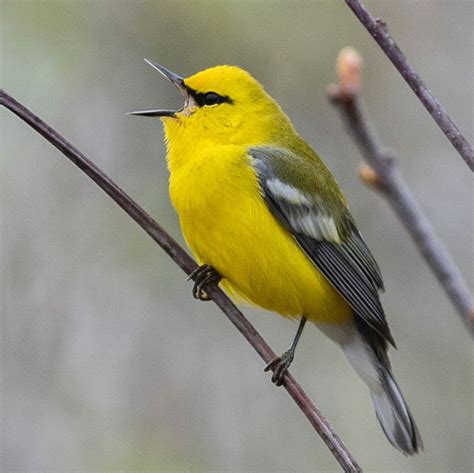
xmin=264 ymin=350 xmax=294 ymax=386
xmin=188 ymin=264 xmax=221 ymax=301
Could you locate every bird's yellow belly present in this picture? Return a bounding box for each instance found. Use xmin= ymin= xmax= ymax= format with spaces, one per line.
xmin=169 ymin=148 xmax=352 ymax=325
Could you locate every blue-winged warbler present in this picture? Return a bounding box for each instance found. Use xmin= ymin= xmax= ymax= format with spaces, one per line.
xmin=131 ymin=60 xmax=422 ymax=455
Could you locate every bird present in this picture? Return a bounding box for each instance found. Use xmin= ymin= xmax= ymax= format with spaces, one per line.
xmin=130 ymin=59 xmax=422 ymax=455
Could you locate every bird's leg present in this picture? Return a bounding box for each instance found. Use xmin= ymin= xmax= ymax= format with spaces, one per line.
xmin=264 ymin=316 xmax=307 ymax=386
xmin=188 ymin=264 xmax=221 ymax=301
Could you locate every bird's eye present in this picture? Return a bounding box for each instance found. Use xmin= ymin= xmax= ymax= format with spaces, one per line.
xmin=191 ymin=90 xmax=233 ymax=107
xmin=203 ymin=92 xmax=221 ymax=106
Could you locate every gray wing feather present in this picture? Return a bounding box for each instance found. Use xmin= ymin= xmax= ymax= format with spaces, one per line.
xmin=250 ymin=146 xmax=394 ymax=347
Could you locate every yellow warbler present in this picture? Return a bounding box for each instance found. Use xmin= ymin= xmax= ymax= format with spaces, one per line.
xmin=131 ymin=60 xmax=422 ymax=454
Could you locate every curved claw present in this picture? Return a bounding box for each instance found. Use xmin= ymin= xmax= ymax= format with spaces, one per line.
xmin=264 ymin=350 xmax=294 ymax=386
xmin=188 ymin=264 xmax=221 ymax=301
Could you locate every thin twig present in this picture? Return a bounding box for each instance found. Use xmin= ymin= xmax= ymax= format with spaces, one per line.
xmin=0 ymin=89 xmax=362 ymax=473
xmin=345 ymin=0 xmax=474 ymax=171
xmin=328 ymin=49 xmax=474 ymax=334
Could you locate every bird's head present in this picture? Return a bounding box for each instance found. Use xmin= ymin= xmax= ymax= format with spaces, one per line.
xmin=130 ymin=60 xmax=295 ymax=150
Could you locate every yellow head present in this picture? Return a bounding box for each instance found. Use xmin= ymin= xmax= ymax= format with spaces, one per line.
xmin=130 ymin=60 xmax=297 ymax=156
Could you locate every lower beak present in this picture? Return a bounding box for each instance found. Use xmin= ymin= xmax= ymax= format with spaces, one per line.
xmin=128 ymin=59 xmax=188 ymax=117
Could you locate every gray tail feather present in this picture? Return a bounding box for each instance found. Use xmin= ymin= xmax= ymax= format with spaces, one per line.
xmin=334 ymin=319 xmax=423 ymax=455
xmin=353 ymin=316 xmax=423 ymax=455
xmin=370 ymin=366 xmax=423 ymax=455
xmin=319 ymin=321 xmax=423 ymax=455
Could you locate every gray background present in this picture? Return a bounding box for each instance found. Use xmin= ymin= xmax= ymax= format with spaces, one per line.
xmin=1 ymin=1 xmax=472 ymax=471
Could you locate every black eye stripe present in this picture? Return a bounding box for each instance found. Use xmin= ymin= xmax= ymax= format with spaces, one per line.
xmin=186 ymin=87 xmax=233 ymax=107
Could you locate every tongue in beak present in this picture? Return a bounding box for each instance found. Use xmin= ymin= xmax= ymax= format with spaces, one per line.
xmin=128 ymin=59 xmax=188 ymax=117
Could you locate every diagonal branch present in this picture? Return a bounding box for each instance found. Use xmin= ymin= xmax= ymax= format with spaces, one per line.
xmin=0 ymin=89 xmax=362 ymax=473
xmin=345 ymin=0 xmax=474 ymax=171
xmin=327 ymin=48 xmax=474 ymax=334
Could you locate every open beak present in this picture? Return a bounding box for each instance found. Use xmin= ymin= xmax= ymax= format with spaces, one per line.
xmin=128 ymin=59 xmax=188 ymax=117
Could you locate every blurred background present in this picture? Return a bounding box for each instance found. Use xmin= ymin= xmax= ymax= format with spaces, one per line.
xmin=1 ymin=1 xmax=472 ymax=471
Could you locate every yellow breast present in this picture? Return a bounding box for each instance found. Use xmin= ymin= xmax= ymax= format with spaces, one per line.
xmin=168 ymin=144 xmax=352 ymax=324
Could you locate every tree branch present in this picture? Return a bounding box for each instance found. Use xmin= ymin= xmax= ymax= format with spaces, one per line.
xmin=345 ymin=0 xmax=474 ymax=171
xmin=0 ymin=89 xmax=362 ymax=473
xmin=328 ymin=48 xmax=474 ymax=334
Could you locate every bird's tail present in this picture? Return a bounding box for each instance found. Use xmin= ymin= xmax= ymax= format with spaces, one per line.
xmin=369 ymin=363 xmax=422 ymax=455
xmin=320 ymin=322 xmax=422 ymax=455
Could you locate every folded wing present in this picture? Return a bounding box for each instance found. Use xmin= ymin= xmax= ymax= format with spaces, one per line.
xmin=250 ymin=146 xmax=395 ymax=347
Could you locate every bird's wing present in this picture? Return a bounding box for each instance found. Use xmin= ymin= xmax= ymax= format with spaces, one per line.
xmin=249 ymin=146 xmax=394 ymax=346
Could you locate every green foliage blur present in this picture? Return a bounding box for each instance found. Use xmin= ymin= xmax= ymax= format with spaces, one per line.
xmin=1 ymin=1 xmax=472 ymax=471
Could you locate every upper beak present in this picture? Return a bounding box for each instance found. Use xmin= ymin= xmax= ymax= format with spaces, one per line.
xmin=128 ymin=59 xmax=188 ymax=117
